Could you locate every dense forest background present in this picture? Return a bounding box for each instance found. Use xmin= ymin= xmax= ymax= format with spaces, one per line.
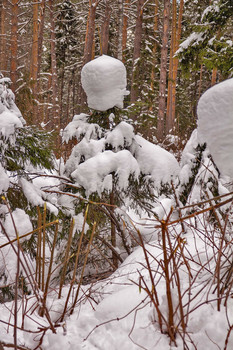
xmin=0 ymin=0 xmax=232 ymax=152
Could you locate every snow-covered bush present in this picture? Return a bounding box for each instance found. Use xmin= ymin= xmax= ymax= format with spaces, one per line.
xmin=0 ymin=77 xmax=57 ymax=298
xmin=178 ymin=78 xmax=233 ymax=211
xmin=61 ymin=56 xmax=180 ymax=268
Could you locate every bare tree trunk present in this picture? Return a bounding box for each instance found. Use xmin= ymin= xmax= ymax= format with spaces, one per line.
xmin=0 ymin=0 xmax=7 ymax=73
xmin=101 ymin=0 xmax=111 ymax=54
xmin=198 ymin=63 xmax=203 ymax=100
xmin=30 ymin=0 xmax=39 ymax=123
xmin=210 ymin=29 xmax=220 ymax=86
xmin=166 ymin=0 xmax=184 ymax=135
xmin=130 ymin=0 xmax=145 ymax=104
xmin=83 ymin=0 xmax=100 ymax=65
xmin=157 ymin=0 xmax=170 ymax=142
xmin=110 ymin=191 xmax=118 ymax=268
xmin=211 ymin=67 xmax=217 ymax=86
xmin=37 ymin=0 xmax=46 ymax=78
xmin=36 ymin=0 xmax=46 ymax=124
xmin=30 ymin=0 xmax=39 ymax=85
xmin=49 ymin=0 xmax=60 ymax=148
xmin=149 ymin=0 xmax=159 ymax=111
xmin=122 ymin=0 xmax=130 ymax=62
xmin=166 ymin=0 xmax=177 ymax=134
xmin=10 ymin=0 xmax=19 ymax=92
xmin=117 ymin=0 xmax=123 ymax=60
xmin=79 ymin=0 xmax=100 ymax=109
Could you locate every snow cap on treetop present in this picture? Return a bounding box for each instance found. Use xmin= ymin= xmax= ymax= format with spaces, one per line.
xmin=197 ymin=78 xmax=233 ymax=178
xmin=81 ymin=55 xmax=129 ymax=111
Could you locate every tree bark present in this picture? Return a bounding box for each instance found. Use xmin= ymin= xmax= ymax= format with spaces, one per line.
xmin=10 ymin=0 xmax=19 ymax=92
xmin=157 ymin=0 xmax=170 ymax=142
xmin=83 ymin=0 xmax=99 ymax=65
xmin=117 ymin=0 xmax=124 ymax=60
xmin=79 ymin=0 xmax=100 ymax=109
xmin=149 ymin=0 xmax=159 ymax=111
xmin=166 ymin=0 xmax=177 ymax=134
xmin=0 ymin=0 xmax=7 ymax=73
xmin=110 ymin=190 xmax=118 ymax=268
xmin=211 ymin=67 xmax=217 ymax=86
xmin=130 ymin=0 xmax=145 ymax=104
xmin=167 ymin=0 xmax=184 ymax=135
xmin=49 ymin=0 xmax=60 ymax=146
xmin=122 ymin=0 xmax=130 ymax=62
xmin=30 ymin=0 xmax=39 ymax=85
xmin=101 ymin=0 xmax=111 ymax=54
xmin=37 ymin=0 xmax=46 ymax=78
xmin=35 ymin=0 xmax=46 ymax=124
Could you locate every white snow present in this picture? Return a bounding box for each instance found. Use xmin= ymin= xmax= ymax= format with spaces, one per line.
xmin=73 ymin=213 xmax=89 ymax=235
xmin=62 ymin=113 xmax=101 ymax=143
xmin=20 ymin=178 xmax=45 ymax=207
xmin=0 ymin=164 xmax=9 ymax=194
xmin=71 ymin=150 xmax=140 ymax=196
xmin=0 ymin=109 xmax=23 ymax=139
xmin=105 ymin=121 xmax=134 ymax=149
xmin=132 ymin=135 xmax=180 ymax=188
xmin=2 ymin=208 xmax=33 ymax=242
xmin=81 ymin=55 xmax=129 ymax=111
xmin=0 ymin=209 xmax=33 ymax=285
xmin=197 ymin=78 xmax=233 ymax=178
xmin=1 ymin=222 xmax=233 ymax=349
xmin=176 ymin=32 xmax=205 ymax=54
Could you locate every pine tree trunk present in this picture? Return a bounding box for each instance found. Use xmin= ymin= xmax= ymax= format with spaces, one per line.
xmin=210 ymin=29 xmax=220 ymax=86
xmin=110 ymin=190 xmax=118 ymax=268
xmin=211 ymin=67 xmax=217 ymax=86
xmin=0 ymin=0 xmax=7 ymax=73
xmin=117 ymin=0 xmax=124 ymax=60
xmin=149 ymin=0 xmax=159 ymax=111
xmin=36 ymin=0 xmax=46 ymax=123
xmin=83 ymin=0 xmax=99 ymax=65
xmin=10 ymin=0 xmax=19 ymax=92
xmin=166 ymin=0 xmax=177 ymax=135
xmin=49 ymin=0 xmax=60 ymax=146
xmin=30 ymin=0 xmax=40 ymax=123
xmin=101 ymin=0 xmax=111 ymax=54
xmin=157 ymin=0 xmax=170 ymax=142
xmin=37 ymin=0 xmax=46 ymax=78
xmin=122 ymin=0 xmax=130 ymax=62
xmin=170 ymin=0 xmax=183 ymax=124
xmin=79 ymin=0 xmax=100 ymax=109
xmin=130 ymin=0 xmax=145 ymax=104
xmin=198 ymin=63 xmax=203 ymax=99
xmin=31 ymin=1 xmax=39 ymax=86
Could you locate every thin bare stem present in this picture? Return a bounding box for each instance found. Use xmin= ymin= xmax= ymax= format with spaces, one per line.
xmin=70 ymin=222 xmax=96 ymax=315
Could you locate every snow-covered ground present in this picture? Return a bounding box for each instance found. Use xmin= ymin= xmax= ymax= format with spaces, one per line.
xmin=1 ymin=215 xmax=233 ymax=350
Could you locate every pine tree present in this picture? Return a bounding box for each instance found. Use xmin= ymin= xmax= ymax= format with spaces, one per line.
xmin=62 ymin=55 xmax=180 ymax=268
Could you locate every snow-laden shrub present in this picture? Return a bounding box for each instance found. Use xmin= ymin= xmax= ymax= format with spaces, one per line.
xmin=0 ymin=77 xmax=57 ymax=298
xmin=63 ymin=55 xmax=180 ymax=201
xmin=61 ymin=55 xmax=181 ymax=270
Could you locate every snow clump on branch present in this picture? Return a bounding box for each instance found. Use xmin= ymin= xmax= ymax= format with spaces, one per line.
xmin=81 ymin=55 xmax=129 ymax=111
xmin=197 ymin=78 xmax=233 ymax=179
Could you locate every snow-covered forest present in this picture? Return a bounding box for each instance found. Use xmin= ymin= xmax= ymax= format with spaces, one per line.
xmin=0 ymin=1 xmax=233 ymax=349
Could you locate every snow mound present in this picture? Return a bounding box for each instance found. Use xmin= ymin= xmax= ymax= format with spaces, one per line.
xmin=71 ymin=150 xmax=140 ymax=196
xmin=0 ymin=109 xmax=24 ymax=139
xmin=81 ymin=55 xmax=129 ymax=111
xmin=132 ymin=135 xmax=180 ymax=187
xmin=105 ymin=121 xmax=134 ymax=150
xmin=197 ymin=78 xmax=233 ymax=178
xmin=0 ymin=164 xmax=9 ymax=194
